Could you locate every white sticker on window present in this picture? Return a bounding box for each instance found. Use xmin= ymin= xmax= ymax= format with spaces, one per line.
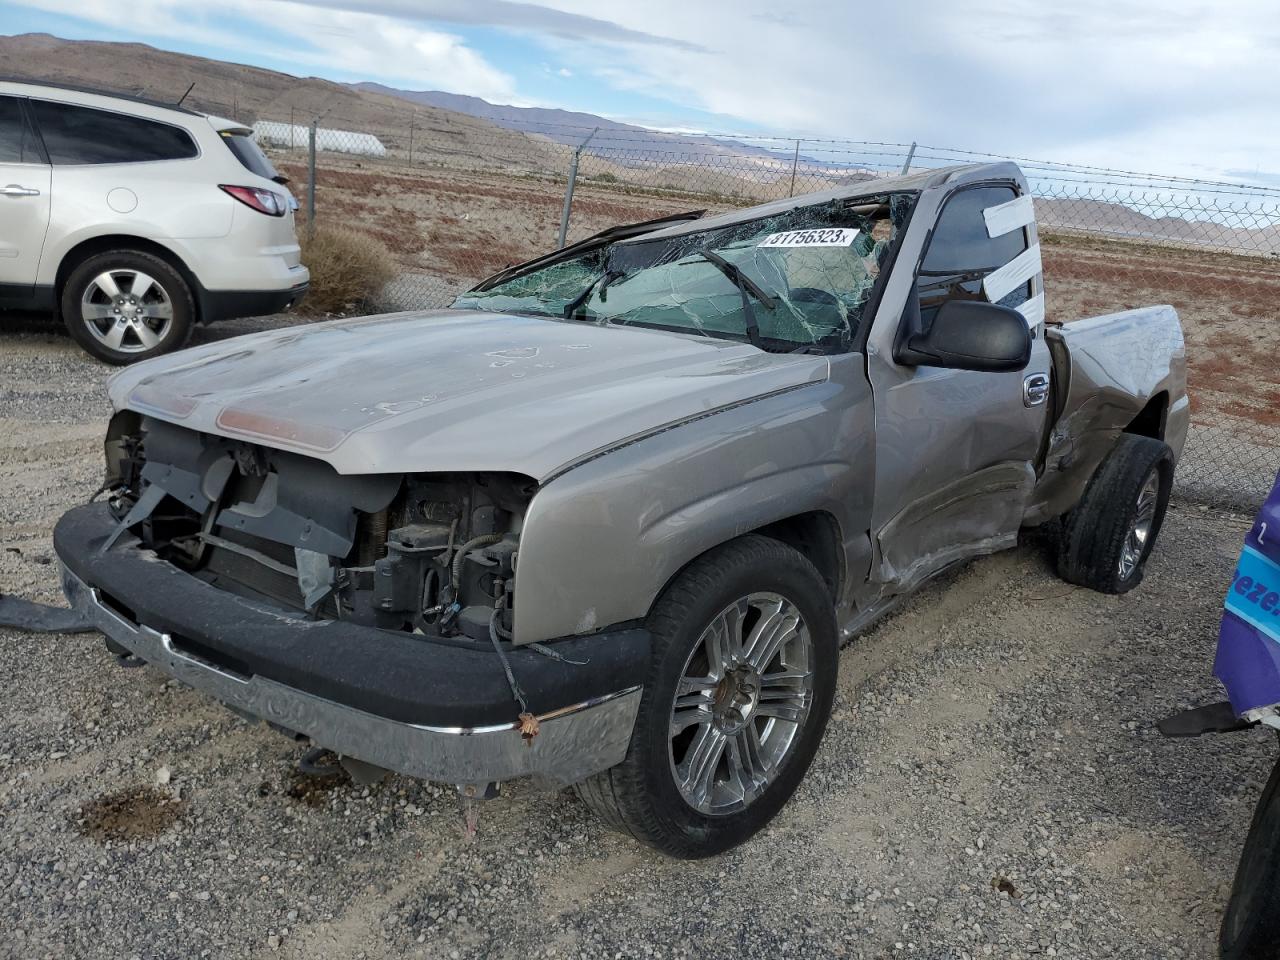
xmin=983 ymin=243 xmax=1042 ymax=303
xmin=983 ymin=194 xmax=1035 ymax=238
xmin=1017 ymin=291 xmax=1045 ymax=328
xmin=758 ymin=228 xmax=859 ymax=248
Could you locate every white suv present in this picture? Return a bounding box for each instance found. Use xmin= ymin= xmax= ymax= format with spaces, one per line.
xmin=0 ymin=80 xmax=309 ymax=363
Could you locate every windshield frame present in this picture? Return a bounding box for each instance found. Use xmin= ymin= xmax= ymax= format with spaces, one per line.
xmin=452 ymin=190 xmax=921 ymax=356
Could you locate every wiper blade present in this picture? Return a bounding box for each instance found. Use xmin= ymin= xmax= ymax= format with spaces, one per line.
xmin=696 ymin=249 xmax=776 ymax=350
xmin=562 ymin=269 xmax=621 ymax=320
xmin=697 ymin=250 xmax=776 ymax=310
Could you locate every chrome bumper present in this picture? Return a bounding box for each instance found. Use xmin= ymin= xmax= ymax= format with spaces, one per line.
xmin=61 ymin=564 xmax=641 ymax=787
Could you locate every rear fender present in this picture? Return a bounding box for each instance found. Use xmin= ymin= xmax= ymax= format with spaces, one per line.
xmin=1025 ymin=305 xmax=1187 ymax=524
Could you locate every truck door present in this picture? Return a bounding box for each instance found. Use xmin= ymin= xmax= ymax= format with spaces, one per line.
xmin=0 ymin=96 xmax=51 ymax=306
xmin=865 ymin=183 xmax=1051 ymax=592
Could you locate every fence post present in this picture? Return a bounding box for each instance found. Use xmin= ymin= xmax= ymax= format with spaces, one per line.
xmin=556 ymin=127 xmax=599 ymax=249
xmin=900 ymin=142 xmax=917 ymax=175
xmin=307 ymin=119 xmax=317 ymax=239
xmin=788 ymin=139 xmax=802 ymax=197
xmin=289 ymin=106 xmax=295 ymax=150
xmin=408 ymin=113 xmax=415 ymax=165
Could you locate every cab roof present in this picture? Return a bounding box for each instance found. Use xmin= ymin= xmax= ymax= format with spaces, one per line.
xmin=617 ymin=162 xmax=1026 ymax=245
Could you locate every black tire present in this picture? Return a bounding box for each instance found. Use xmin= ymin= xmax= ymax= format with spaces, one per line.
xmin=575 ymin=535 xmax=838 ymax=857
xmin=61 ymin=249 xmax=194 ymax=364
xmin=1057 ymin=433 xmax=1173 ymax=594
xmin=1222 ymin=757 xmax=1280 ymax=960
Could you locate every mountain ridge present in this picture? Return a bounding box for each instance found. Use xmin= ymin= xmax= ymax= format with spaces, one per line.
xmin=349 ymin=81 xmax=801 ymax=162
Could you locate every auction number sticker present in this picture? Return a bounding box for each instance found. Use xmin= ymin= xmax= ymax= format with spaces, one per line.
xmin=1226 ymin=544 xmax=1280 ymax=643
xmin=758 ymin=228 xmax=859 ymax=248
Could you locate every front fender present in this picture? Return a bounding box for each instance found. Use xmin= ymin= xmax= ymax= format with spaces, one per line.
xmin=511 ymin=373 xmax=875 ymax=644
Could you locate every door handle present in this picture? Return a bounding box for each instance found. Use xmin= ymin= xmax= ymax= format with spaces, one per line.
xmin=1023 ymin=373 xmax=1050 ymax=407
xmin=1 ymin=184 xmax=40 ymax=197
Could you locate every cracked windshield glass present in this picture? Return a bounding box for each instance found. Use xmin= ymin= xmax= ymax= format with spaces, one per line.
xmin=453 ymin=194 xmax=914 ymax=352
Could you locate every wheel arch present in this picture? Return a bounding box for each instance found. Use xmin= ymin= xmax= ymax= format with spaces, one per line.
xmin=55 ymin=235 xmax=201 ymax=321
xmin=645 ymin=510 xmax=846 ymax=622
xmin=747 ymin=511 xmax=844 ymax=602
xmin=1123 ymin=390 xmax=1169 ymax=441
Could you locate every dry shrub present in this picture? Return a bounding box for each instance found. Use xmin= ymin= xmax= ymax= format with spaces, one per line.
xmin=298 ymin=225 xmax=398 ymax=315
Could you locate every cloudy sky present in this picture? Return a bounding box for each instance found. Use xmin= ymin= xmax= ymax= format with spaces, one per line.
xmin=2 ymin=0 xmax=1278 ymax=184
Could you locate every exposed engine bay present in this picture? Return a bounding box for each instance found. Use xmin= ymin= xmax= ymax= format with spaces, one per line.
xmin=103 ymin=413 xmax=533 ymax=646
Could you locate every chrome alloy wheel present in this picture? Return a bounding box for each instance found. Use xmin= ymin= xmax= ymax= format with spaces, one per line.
xmin=80 ymin=269 xmax=173 ymax=354
xmin=668 ymin=592 xmax=815 ymax=815
xmin=1119 ymin=471 xmax=1160 ymax=580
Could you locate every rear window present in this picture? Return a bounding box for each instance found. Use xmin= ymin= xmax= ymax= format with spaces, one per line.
xmin=221 ymin=132 xmax=281 ymax=181
xmin=30 ymin=100 xmax=197 ymax=165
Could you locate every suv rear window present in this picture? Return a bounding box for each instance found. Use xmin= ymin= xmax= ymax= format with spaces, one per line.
xmin=30 ymin=100 xmax=197 ymax=165
xmin=220 ymin=131 xmax=282 ymax=182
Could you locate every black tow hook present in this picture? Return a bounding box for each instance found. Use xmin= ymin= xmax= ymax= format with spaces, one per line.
xmin=297 ymin=746 xmax=388 ymax=786
xmin=297 ymin=747 xmax=344 ymax=779
xmin=104 ymin=636 xmax=146 ymax=669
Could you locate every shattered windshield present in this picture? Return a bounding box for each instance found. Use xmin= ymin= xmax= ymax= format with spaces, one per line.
xmin=452 ymin=251 xmax=606 ymax=317
xmin=452 ymin=193 xmax=916 ymax=353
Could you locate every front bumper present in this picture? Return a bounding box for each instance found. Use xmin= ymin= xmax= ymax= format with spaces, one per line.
xmin=55 ymin=503 xmax=647 ymax=787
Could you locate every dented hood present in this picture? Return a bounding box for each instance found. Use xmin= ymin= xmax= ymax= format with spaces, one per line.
xmin=107 ymin=310 xmax=829 ymax=480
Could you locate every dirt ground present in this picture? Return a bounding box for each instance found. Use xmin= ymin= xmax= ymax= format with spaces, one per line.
xmin=0 ymin=315 xmax=1275 ymax=959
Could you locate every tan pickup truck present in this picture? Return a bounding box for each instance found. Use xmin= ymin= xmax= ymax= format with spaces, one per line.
xmin=56 ymin=161 xmax=1187 ymax=856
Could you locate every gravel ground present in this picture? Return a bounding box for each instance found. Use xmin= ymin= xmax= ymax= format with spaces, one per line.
xmin=1 ymin=313 xmax=1274 ymax=959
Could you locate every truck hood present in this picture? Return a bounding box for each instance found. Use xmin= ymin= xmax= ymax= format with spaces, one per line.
xmin=108 ymin=310 xmax=829 ymax=481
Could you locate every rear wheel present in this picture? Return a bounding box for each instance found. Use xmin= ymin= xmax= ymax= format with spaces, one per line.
xmin=575 ymin=535 xmax=838 ymax=857
xmin=1057 ymin=433 xmax=1173 ymax=594
xmin=62 ymin=250 xmax=193 ymax=364
xmin=1221 ymin=756 xmax=1280 ymax=960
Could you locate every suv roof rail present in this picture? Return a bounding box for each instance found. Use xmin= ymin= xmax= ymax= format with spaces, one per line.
xmin=0 ymin=76 xmax=204 ymax=117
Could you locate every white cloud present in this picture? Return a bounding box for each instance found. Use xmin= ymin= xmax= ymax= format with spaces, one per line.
xmin=295 ymin=0 xmax=703 ymax=50
xmin=10 ymin=0 xmax=517 ymax=101
xmin=520 ymin=0 xmax=1280 ymax=180
xmin=261 ymin=0 xmax=517 ymax=99
xmin=10 ymin=0 xmax=1280 ymax=180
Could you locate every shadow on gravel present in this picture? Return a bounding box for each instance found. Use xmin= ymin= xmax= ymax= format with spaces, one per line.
xmin=0 ymin=308 xmax=311 ymax=349
xmin=76 ymin=786 xmax=185 ymax=841
xmin=283 ymin=764 xmax=352 ymax=808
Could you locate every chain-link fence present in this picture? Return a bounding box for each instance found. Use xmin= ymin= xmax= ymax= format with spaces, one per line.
xmin=256 ymin=113 xmax=1278 ymax=508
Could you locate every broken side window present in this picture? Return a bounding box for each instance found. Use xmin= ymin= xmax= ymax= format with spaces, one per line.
xmin=450 ymin=251 xmax=606 ymax=316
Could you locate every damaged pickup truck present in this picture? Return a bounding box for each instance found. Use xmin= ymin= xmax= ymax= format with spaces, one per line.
xmin=55 ymin=162 xmax=1188 ymax=857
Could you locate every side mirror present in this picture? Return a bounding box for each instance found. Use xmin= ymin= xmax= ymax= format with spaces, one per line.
xmin=896 ymin=299 xmax=1031 ymax=373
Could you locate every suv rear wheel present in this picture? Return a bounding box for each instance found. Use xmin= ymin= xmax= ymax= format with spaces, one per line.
xmin=575 ymin=535 xmax=838 ymax=857
xmin=62 ymin=250 xmax=194 ymax=364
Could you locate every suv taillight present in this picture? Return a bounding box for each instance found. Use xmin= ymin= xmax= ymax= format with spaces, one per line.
xmin=219 ymin=184 xmax=287 ymax=217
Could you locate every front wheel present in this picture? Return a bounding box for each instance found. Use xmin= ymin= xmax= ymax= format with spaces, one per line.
xmin=62 ymin=250 xmax=194 ymax=364
xmin=575 ymin=535 xmax=838 ymax=857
